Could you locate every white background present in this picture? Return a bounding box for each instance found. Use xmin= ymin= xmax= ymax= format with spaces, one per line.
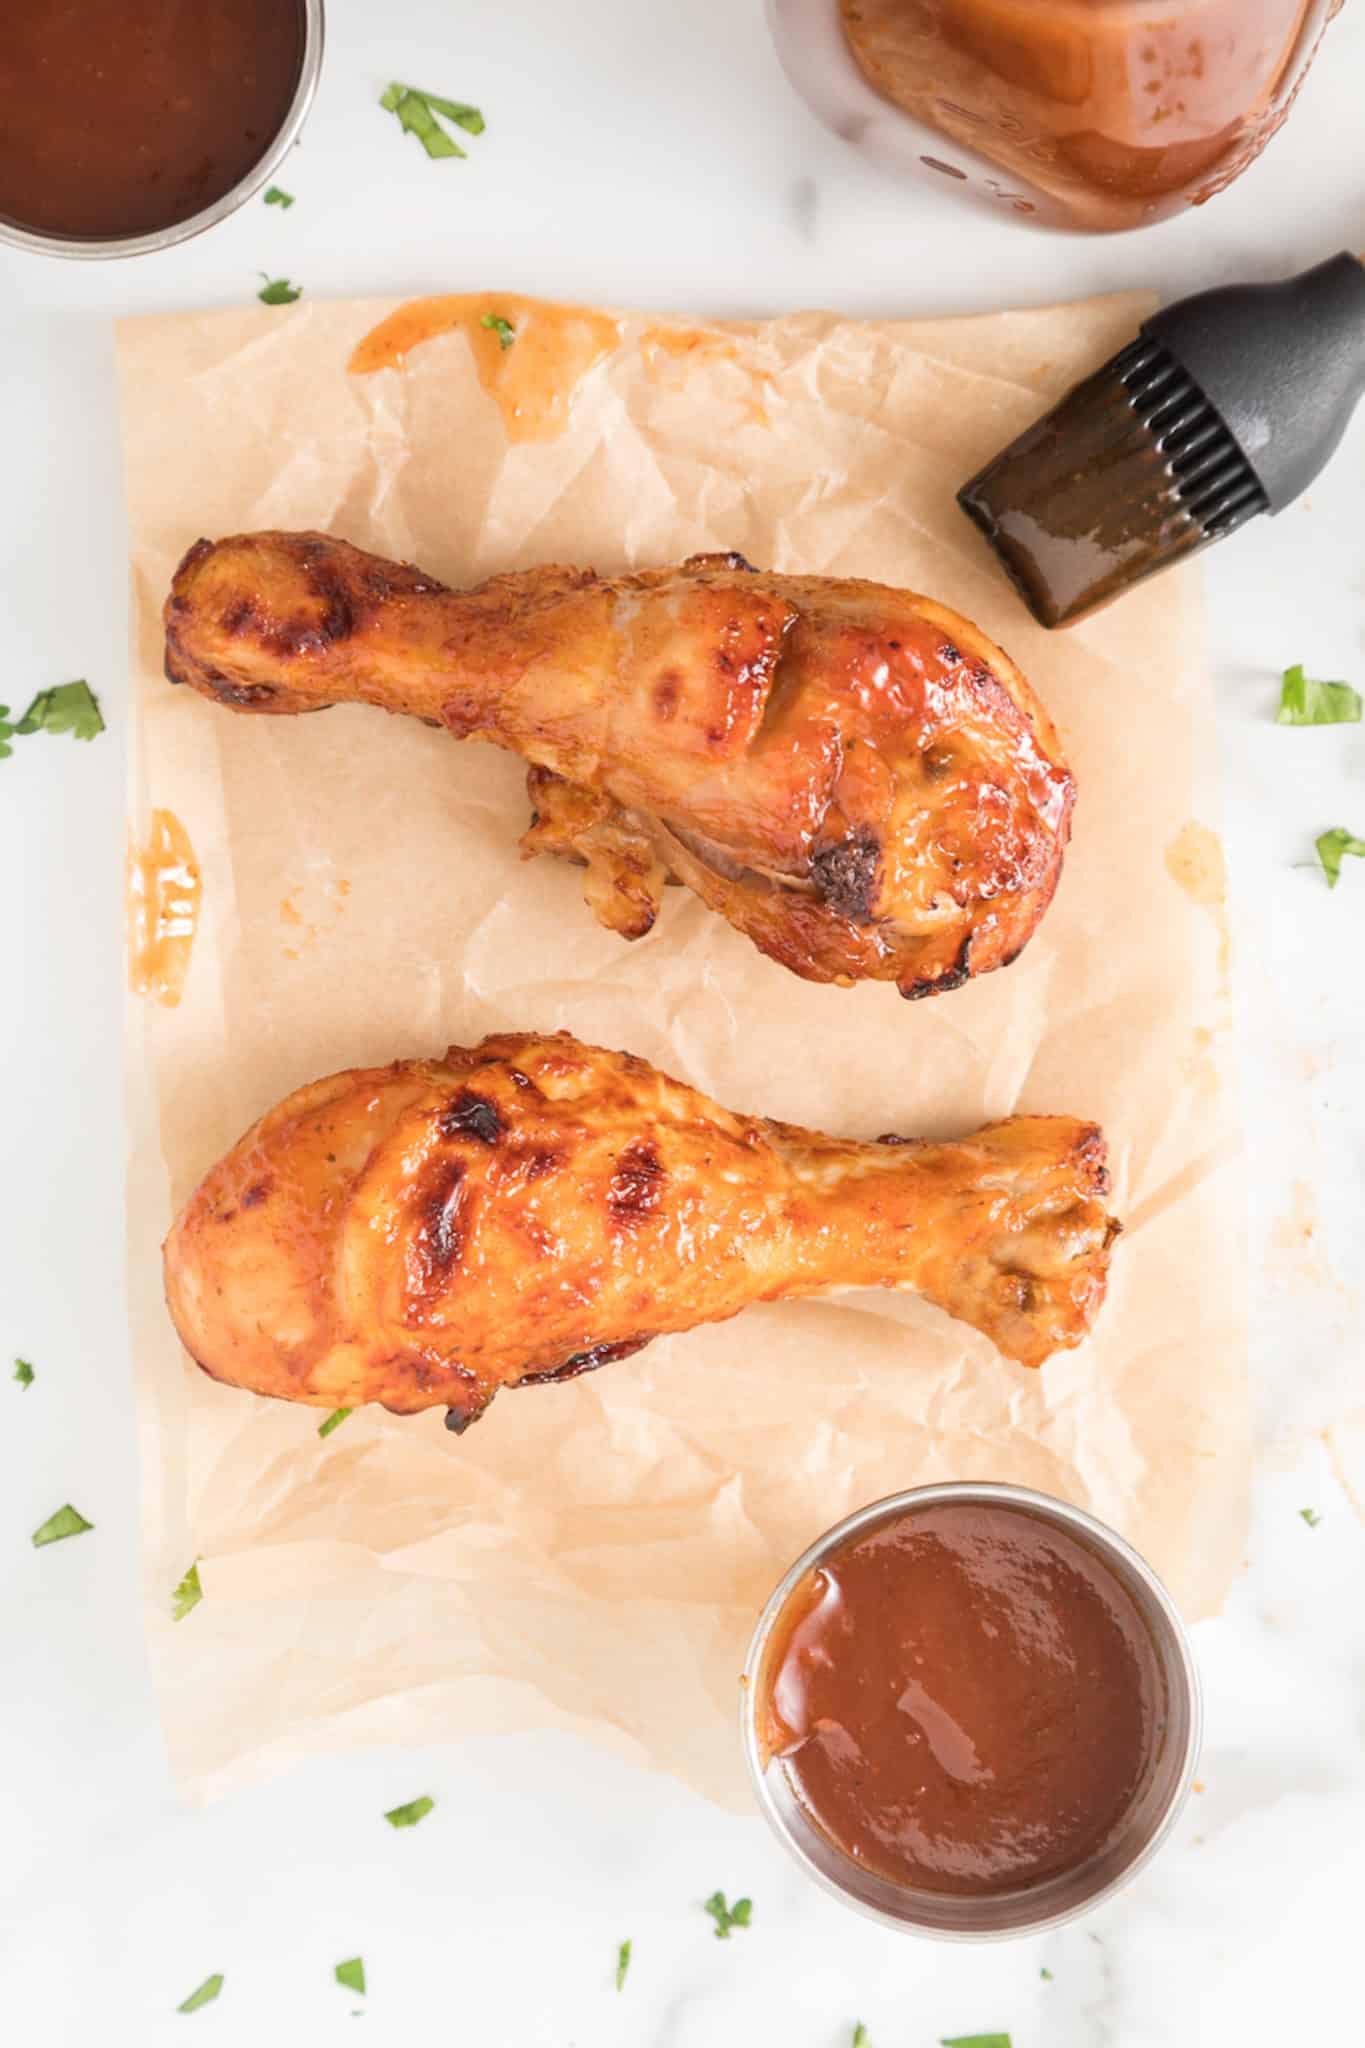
xmin=2 ymin=3 xmax=1363 ymax=2044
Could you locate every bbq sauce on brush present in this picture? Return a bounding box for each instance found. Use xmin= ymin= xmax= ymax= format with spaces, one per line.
xmin=0 ymin=0 xmax=303 ymax=242
xmin=760 ymin=1500 xmax=1164 ymax=1895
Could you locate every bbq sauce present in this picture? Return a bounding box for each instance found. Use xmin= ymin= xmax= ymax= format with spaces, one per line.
xmin=350 ymin=296 xmax=623 ymax=443
xmin=760 ymin=1500 xmax=1164 ymax=1896
xmin=127 ymin=810 xmax=202 ymax=1009
xmin=0 ymin=0 xmax=303 ymax=242
xmin=838 ymin=0 xmax=1342 ymax=231
xmin=956 ymin=352 xmax=1210 ymax=628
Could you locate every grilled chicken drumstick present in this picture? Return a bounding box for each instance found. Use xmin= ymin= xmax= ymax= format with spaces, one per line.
xmin=164 ymin=533 xmax=1074 ymax=997
xmin=164 ymin=1032 xmax=1120 ymax=1432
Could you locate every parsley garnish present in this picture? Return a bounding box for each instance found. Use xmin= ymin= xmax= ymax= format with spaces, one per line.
xmin=941 ymin=2037 xmax=1011 ymax=2047
xmin=616 ymin=1939 xmax=631 ymax=1992
xmin=0 ymin=681 xmax=104 ymax=759
xmin=1040 ymin=1966 xmax=1054 ymax=1979
xmin=1277 ymin=664 xmax=1361 ymax=726
xmin=1300 ymin=1507 xmax=1322 ymax=1528
xmin=480 ymin=312 xmax=516 ymax=351
xmin=703 ymin=1890 xmax=752 ymax=1939
xmin=32 ymin=1504 xmax=93 ymax=1548
xmin=12 ymin=682 xmax=103 ymax=740
xmin=173 ymin=1561 xmax=203 ymax=1620
xmin=13 ymin=1358 xmax=34 ymax=1389
xmin=1316 ymin=828 xmax=1365 ymax=888
xmin=335 ymin=1957 xmax=366 ymax=1996
xmin=853 ymin=2026 xmax=871 ymax=2047
xmin=264 ymin=186 xmax=295 ymax=209
xmin=176 ymin=1973 xmax=224 ymax=2014
xmin=384 ymin=1795 xmax=434 ymax=1828
xmin=258 ymin=274 xmax=302 ymax=306
xmin=380 ymin=82 xmax=485 ymax=160
xmin=318 ymin=1407 xmax=353 ymax=1438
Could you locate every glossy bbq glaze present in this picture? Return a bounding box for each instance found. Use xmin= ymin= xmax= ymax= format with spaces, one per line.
xmin=161 ymin=1031 xmax=1121 ymax=1428
xmin=759 ymin=1498 xmax=1164 ymax=1895
xmin=163 ymin=531 xmax=1076 ymax=998
xmin=0 ymin=0 xmax=303 ymax=242
xmin=837 ymin=0 xmax=1343 ymax=231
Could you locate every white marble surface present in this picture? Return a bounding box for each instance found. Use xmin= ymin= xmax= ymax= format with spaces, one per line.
xmin=2 ymin=3 xmax=1363 ymax=2043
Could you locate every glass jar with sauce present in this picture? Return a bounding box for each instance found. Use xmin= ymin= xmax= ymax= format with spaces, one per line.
xmin=768 ymin=0 xmax=1344 ymax=231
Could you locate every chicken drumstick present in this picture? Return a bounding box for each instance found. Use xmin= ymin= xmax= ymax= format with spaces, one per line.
xmin=164 ymin=1032 xmax=1120 ymax=1432
xmin=164 ymin=533 xmax=1074 ymax=997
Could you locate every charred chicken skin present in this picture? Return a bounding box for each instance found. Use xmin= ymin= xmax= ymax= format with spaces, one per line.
xmin=164 ymin=533 xmax=1074 ymax=997
xmin=164 ymin=1032 xmax=1120 ymax=1431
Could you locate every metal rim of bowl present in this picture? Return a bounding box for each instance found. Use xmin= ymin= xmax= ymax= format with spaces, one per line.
xmin=740 ymin=1480 xmax=1204 ymax=1941
xmin=0 ymin=0 xmax=325 ymax=261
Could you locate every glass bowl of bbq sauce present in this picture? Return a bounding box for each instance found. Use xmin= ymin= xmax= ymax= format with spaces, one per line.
xmin=0 ymin=0 xmax=323 ymax=260
xmin=768 ymin=0 xmax=1344 ymax=232
xmin=743 ymin=1482 xmax=1200 ymax=1936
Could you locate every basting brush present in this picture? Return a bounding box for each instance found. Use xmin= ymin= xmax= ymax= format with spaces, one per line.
xmin=958 ymin=253 xmax=1365 ymax=629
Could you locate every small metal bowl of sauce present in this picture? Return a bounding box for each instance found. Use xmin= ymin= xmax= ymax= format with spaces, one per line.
xmin=0 ymin=0 xmax=323 ymax=261
xmin=742 ymin=1482 xmax=1200 ymax=1938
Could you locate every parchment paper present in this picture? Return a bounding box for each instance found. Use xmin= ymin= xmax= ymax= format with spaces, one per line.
xmin=118 ymin=290 xmax=1248 ymax=1806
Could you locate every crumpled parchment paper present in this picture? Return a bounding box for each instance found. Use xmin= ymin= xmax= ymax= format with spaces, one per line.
xmin=117 ymin=288 xmax=1247 ymax=1805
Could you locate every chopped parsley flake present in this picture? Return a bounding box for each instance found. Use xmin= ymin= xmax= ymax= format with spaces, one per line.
xmin=335 ymin=1957 xmax=366 ymax=1996
xmin=380 ymin=82 xmax=485 ymax=160
xmin=264 ymin=186 xmax=295 ymax=208
xmin=258 ymin=275 xmax=302 ymax=306
xmin=176 ymin=1974 xmax=223 ymax=2014
xmin=1277 ymin=664 xmax=1361 ymax=726
xmin=1316 ymin=828 xmax=1365 ymax=888
xmin=318 ymin=1407 xmax=353 ymax=1438
xmin=32 ymin=1503 xmax=93 ymax=1547
xmin=480 ymin=312 xmax=516 ymax=350
xmin=13 ymin=1358 xmax=34 ymax=1389
xmin=384 ymin=1795 xmax=434 ymax=1828
xmin=703 ymin=1891 xmax=752 ymax=1939
xmin=0 ymin=681 xmax=104 ymax=758
xmin=616 ymin=1939 xmax=631 ymax=1992
xmin=173 ymin=1561 xmax=203 ymax=1620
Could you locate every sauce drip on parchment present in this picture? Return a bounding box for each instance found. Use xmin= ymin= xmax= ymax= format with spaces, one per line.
xmin=349 ymin=294 xmax=622 ymax=443
xmin=639 ymin=325 xmax=773 ymax=428
xmin=1165 ymin=820 xmax=1231 ymax=993
xmin=127 ymin=809 xmax=202 ymax=1008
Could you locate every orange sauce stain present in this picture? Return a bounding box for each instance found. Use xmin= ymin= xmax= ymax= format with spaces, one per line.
xmin=641 ymin=326 xmax=741 ymax=371
xmin=127 ymin=809 xmax=202 ymax=1008
xmin=1271 ymin=1179 xmax=1317 ymax=1254
xmin=278 ymin=876 xmax=352 ymax=959
xmin=1164 ymin=820 xmax=1231 ymax=993
xmin=639 ymin=323 xmax=772 ymax=427
xmin=1183 ymin=1021 xmax=1220 ymax=1096
xmin=349 ymin=293 xmax=621 ymax=443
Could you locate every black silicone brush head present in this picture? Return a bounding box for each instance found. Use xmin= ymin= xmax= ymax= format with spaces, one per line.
xmin=959 ymin=254 xmax=1365 ymax=629
xmin=958 ymin=341 xmax=1266 ymax=628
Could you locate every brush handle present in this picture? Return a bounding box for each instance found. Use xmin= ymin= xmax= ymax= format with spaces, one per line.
xmin=1144 ymin=254 xmax=1365 ymax=514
